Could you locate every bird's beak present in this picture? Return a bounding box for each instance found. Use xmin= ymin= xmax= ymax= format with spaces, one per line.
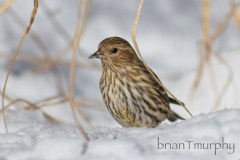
xmin=88 ymin=50 xmax=103 ymax=59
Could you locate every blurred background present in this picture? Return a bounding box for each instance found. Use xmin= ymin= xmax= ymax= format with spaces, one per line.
xmin=0 ymin=0 xmax=240 ymax=128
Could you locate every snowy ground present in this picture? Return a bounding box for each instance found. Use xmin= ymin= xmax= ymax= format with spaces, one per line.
xmin=0 ymin=109 xmax=240 ymax=160
xmin=0 ymin=0 xmax=240 ymax=160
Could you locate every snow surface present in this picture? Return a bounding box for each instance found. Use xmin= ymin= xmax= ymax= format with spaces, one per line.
xmin=0 ymin=109 xmax=240 ymax=160
xmin=0 ymin=0 xmax=240 ymax=159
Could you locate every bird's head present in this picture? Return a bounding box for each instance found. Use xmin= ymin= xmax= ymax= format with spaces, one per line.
xmin=89 ymin=37 xmax=138 ymax=67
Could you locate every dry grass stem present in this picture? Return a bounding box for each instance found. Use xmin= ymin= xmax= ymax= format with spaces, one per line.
xmin=231 ymin=1 xmax=240 ymax=28
xmin=202 ymin=0 xmax=211 ymax=60
xmin=207 ymin=59 xmax=219 ymax=94
xmin=233 ymin=10 xmax=240 ymax=27
xmin=190 ymin=0 xmax=211 ymax=99
xmin=190 ymin=0 xmax=238 ymax=107
xmin=0 ymin=98 xmax=37 ymax=112
xmin=41 ymin=0 xmax=72 ymax=42
xmin=68 ymin=0 xmax=91 ymax=141
xmin=0 ymin=0 xmax=14 ymax=15
xmin=131 ymin=0 xmax=144 ymax=60
xmin=189 ymin=42 xmax=205 ymax=100
xmin=1 ymin=0 xmax=38 ymax=132
xmin=8 ymin=9 xmax=51 ymax=55
xmin=0 ymin=52 xmax=100 ymax=71
xmin=0 ymin=95 xmax=71 ymax=124
xmin=0 ymin=95 xmax=62 ymax=123
xmin=7 ymin=9 xmax=66 ymax=93
xmin=131 ymin=0 xmax=193 ymax=117
xmin=0 ymin=91 xmax=11 ymax=102
xmin=211 ymin=5 xmax=235 ymax=41
xmin=213 ymin=51 xmax=234 ymax=110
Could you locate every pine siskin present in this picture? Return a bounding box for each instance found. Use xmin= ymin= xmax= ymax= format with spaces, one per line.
xmin=89 ymin=37 xmax=184 ymax=127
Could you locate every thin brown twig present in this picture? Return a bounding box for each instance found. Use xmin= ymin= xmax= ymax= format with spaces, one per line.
xmin=27 ymin=99 xmax=67 ymax=109
xmin=213 ymin=51 xmax=234 ymax=110
xmin=206 ymin=58 xmax=219 ymax=94
xmin=1 ymin=0 xmax=38 ymax=133
xmin=189 ymin=42 xmax=205 ymax=101
xmin=41 ymin=0 xmax=72 ymax=43
xmin=131 ymin=0 xmax=193 ymax=117
xmin=0 ymin=98 xmax=37 ymax=112
xmin=190 ymin=0 xmax=211 ymax=98
xmin=210 ymin=4 xmax=235 ymax=42
xmin=0 ymin=93 xmax=70 ymax=123
xmin=131 ymin=0 xmax=144 ymax=61
xmin=0 ymin=97 xmax=67 ymax=124
xmin=8 ymin=9 xmax=51 ymax=56
xmin=205 ymin=2 xmax=237 ymax=97
xmin=68 ymin=0 xmax=91 ymax=141
xmin=8 ymin=9 xmax=64 ymax=88
xmin=76 ymin=0 xmax=94 ymax=129
xmin=32 ymin=40 xmax=99 ymax=72
xmin=20 ymin=95 xmax=104 ymax=111
xmin=7 ymin=8 xmax=65 ymax=93
xmin=0 ymin=0 xmax=14 ymax=15
xmin=0 ymin=52 xmax=100 ymax=70
xmin=0 ymin=94 xmax=66 ymax=112
xmin=190 ymin=0 xmax=238 ymax=106
xmin=231 ymin=1 xmax=240 ymax=28
xmin=202 ymin=0 xmax=211 ymax=61
xmin=0 ymin=91 xmax=12 ymax=102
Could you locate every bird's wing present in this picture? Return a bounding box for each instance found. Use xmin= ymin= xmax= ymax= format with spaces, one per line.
xmin=140 ymin=61 xmax=185 ymax=107
xmin=143 ymin=64 xmax=185 ymax=106
xmin=138 ymin=61 xmax=169 ymax=103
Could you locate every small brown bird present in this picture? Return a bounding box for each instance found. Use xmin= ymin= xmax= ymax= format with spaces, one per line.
xmin=89 ymin=37 xmax=184 ymax=127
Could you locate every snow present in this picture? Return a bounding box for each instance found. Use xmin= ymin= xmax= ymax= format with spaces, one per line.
xmin=0 ymin=109 xmax=239 ymax=160
xmin=0 ymin=0 xmax=240 ymax=159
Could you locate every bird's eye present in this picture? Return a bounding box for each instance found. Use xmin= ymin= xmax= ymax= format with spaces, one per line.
xmin=111 ymin=48 xmax=118 ymax=54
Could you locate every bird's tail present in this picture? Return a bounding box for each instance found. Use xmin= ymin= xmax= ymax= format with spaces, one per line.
xmin=167 ymin=97 xmax=185 ymax=122
xmin=167 ymin=110 xmax=185 ymax=122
